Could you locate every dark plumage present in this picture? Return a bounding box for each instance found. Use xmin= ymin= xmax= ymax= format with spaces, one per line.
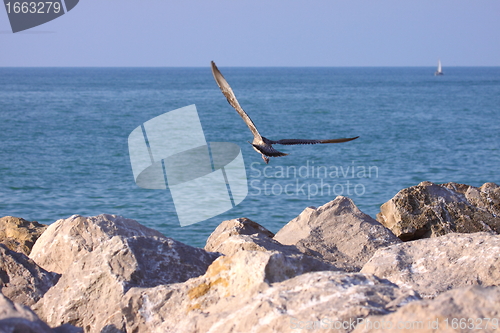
xmin=211 ymin=61 xmax=359 ymax=163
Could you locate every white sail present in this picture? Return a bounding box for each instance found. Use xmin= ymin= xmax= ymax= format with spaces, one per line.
xmin=435 ymin=59 xmax=443 ymax=75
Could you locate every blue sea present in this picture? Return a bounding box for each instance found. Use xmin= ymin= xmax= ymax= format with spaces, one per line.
xmin=1 ymin=67 xmax=499 ymax=247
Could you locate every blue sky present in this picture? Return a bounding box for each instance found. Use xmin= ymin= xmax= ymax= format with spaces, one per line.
xmin=1 ymin=0 xmax=499 ymax=67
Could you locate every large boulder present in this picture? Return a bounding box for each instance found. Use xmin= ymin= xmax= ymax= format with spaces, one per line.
xmin=274 ymin=196 xmax=401 ymax=272
xmin=122 ymin=248 xmax=342 ymax=332
xmin=121 ymin=258 xmax=419 ymax=333
xmin=361 ymin=232 xmax=500 ymax=298
xmin=0 ymin=216 xmax=47 ymax=255
xmin=205 ymin=217 xmax=337 ymax=273
xmin=31 ymin=214 xmax=220 ymax=333
xmin=29 ymin=214 xmax=165 ymax=274
xmin=169 ymin=272 xmax=419 ymax=333
xmin=188 ymin=249 xmax=337 ymax=303
xmin=0 ymin=244 xmax=59 ymax=307
xmin=353 ymin=286 xmax=500 ymax=333
xmin=377 ymin=181 xmax=500 ymax=241
xmin=34 ymin=235 xmax=220 ymax=333
xmin=0 ymin=292 xmax=81 ymax=333
xmin=205 ymin=217 xmax=301 ymax=255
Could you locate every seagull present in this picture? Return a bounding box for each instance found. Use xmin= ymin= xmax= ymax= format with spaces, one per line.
xmin=211 ymin=61 xmax=359 ymax=164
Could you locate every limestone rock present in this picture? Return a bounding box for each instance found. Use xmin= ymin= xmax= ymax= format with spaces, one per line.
xmin=0 ymin=244 xmax=59 ymax=307
xmin=377 ymin=181 xmax=500 ymax=241
xmin=122 ymin=249 xmax=339 ymax=333
xmin=353 ymin=286 xmax=500 ymax=333
xmin=274 ymin=196 xmax=401 ymax=272
xmin=29 ymin=214 xmax=165 ymax=274
xmin=205 ymin=217 xmax=336 ymax=273
xmin=33 ymin=234 xmax=219 ymax=333
xmin=188 ymin=250 xmax=337 ymax=303
xmin=122 ymin=261 xmax=419 ymax=333
xmin=0 ymin=216 xmax=47 ymax=255
xmin=170 ymin=272 xmax=418 ymax=333
xmin=0 ymin=292 xmax=82 ymax=333
xmin=361 ymin=232 xmax=500 ymax=298
xmin=205 ymin=217 xmax=300 ymax=255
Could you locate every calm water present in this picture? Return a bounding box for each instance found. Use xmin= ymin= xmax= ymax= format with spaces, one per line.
xmin=1 ymin=67 xmax=499 ymax=247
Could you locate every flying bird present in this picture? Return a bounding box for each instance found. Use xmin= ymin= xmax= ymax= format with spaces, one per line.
xmin=211 ymin=61 xmax=359 ymax=164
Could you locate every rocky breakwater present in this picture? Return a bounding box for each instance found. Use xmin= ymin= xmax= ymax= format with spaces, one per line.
xmin=0 ymin=182 xmax=499 ymax=333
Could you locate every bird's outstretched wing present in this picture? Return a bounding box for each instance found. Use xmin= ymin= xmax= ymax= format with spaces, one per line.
xmin=251 ymin=143 xmax=288 ymax=157
xmin=211 ymin=61 xmax=262 ymax=139
xmin=270 ymin=136 xmax=359 ymax=145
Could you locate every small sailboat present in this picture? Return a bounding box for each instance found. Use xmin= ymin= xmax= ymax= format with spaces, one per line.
xmin=434 ymin=59 xmax=444 ymax=76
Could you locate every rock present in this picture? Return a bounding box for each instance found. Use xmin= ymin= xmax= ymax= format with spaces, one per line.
xmin=0 ymin=292 xmax=82 ymax=333
xmin=0 ymin=216 xmax=47 ymax=255
xmin=205 ymin=217 xmax=336 ymax=272
xmin=0 ymin=244 xmax=59 ymax=307
xmin=188 ymin=250 xmax=336 ymax=301
xmin=273 ymin=196 xmax=401 ymax=272
xmin=361 ymin=232 xmax=500 ymax=299
xmin=377 ymin=181 xmax=500 ymax=241
xmin=122 ymin=249 xmax=341 ymax=332
xmin=122 ymin=262 xmax=419 ymax=333
xmin=29 ymin=214 xmax=166 ymax=274
xmin=33 ymin=233 xmax=219 ymax=333
xmin=205 ymin=217 xmax=300 ymax=255
xmin=352 ymin=286 xmax=500 ymax=333
xmin=176 ymin=272 xmax=417 ymax=333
